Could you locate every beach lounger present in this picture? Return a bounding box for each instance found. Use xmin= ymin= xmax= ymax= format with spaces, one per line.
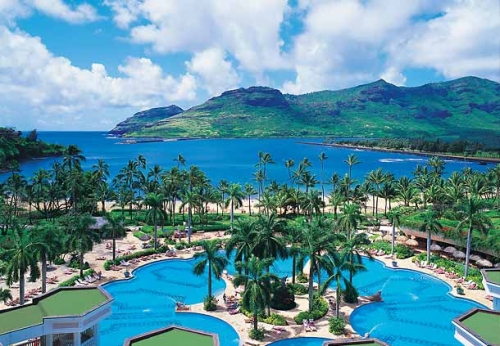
xmin=120 ymin=260 xmax=131 ymax=266
xmin=229 ymin=307 xmax=240 ymax=315
xmin=271 ymin=326 xmax=285 ymax=334
xmin=308 ymin=319 xmax=317 ymax=331
xmin=303 ymin=319 xmax=311 ymax=332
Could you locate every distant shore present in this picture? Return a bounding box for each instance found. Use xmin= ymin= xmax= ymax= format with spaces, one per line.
xmin=298 ymin=141 xmax=500 ymax=165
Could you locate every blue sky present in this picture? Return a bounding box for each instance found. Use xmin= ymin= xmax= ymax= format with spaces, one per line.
xmin=0 ymin=0 xmax=498 ymax=131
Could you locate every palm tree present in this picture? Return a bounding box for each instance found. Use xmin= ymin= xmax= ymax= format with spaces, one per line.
xmin=456 ymin=196 xmax=492 ymax=278
xmin=64 ymin=213 xmax=100 ymax=278
xmin=0 ymin=288 xmax=12 ymax=304
xmin=300 ymin=217 xmax=335 ymax=311
xmin=225 ymin=183 xmax=245 ymax=230
xmin=5 ymin=222 xmax=41 ymax=305
xmin=283 ymin=224 xmax=303 ymax=284
xmin=193 ymin=240 xmax=228 ymax=304
xmin=174 ymin=153 xmax=186 ymax=168
xmin=319 ymin=152 xmax=328 ymax=212
xmin=143 ymin=192 xmax=166 ymax=250
xmin=233 ymin=255 xmax=278 ymax=332
xmin=102 ymin=213 xmax=126 ymax=261
xmin=225 ymin=219 xmax=256 ymax=272
xmin=337 ymin=203 xmax=364 ymax=240
xmin=218 ymin=180 xmax=229 ymax=216
xmin=253 ymin=213 xmax=287 ymax=269
xmin=244 ymin=183 xmax=257 ymax=215
xmin=29 ymin=224 xmax=62 ymax=293
xmin=419 ymin=209 xmax=443 ymax=263
xmin=386 ymin=208 xmax=402 ymax=256
xmin=179 ymin=190 xmax=199 ymax=244
xmin=344 ymin=154 xmax=361 ymax=202
xmin=284 ymin=159 xmax=295 ymax=183
xmin=321 ymin=250 xmax=360 ymax=318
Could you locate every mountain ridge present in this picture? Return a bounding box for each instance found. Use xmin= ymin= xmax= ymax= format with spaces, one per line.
xmin=110 ymin=76 xmax=500 ymax=145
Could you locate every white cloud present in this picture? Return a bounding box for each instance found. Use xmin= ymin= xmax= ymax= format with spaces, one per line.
xmin=283 ymin=0 xmax=499 ymax=94
xmin=107 ymin=0 xmax=289 ymax=77
xmin=186 ymin=47 xmax=239 ymax=96
xmin=0 ymin=0 xmax=100 ymax=24
xmin=0 ymin=26 xmax=197 ymax=130
xmin=31 ymin=0 xmax=100 ymax=23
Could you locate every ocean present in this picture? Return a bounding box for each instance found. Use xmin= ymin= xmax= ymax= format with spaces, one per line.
xmin=1 ymin=132 xmax=490 ymax=184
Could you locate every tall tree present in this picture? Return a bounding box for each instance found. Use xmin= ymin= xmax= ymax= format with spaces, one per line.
xmin=455 ymin=197 xmax=492 ymax=278
xmin=5 ymin=222 xmax=42 ymax=305
xmin=225 ymin=183 xmax=245 ymax=230
xmin=233 ymin=256 xmax=278 ymax=332
xmin=386 ymin=208 xmax=402 ymax=256
xmin=193 ymin=240 xmax=228 ymax=305
xmin=318 ymin=152 xmax=328 ymax=213
xmin=419 ymin=209 xmax=443 ymax=263
xmin=102 ymin=213 xmax=126 ymax=261
xmin=64 ymin=213 xmax=99 ymax=278
xmin=344 ymin=154 xmax=361 ymax=202
xmin=244 ymin=183 xmax=257 ymax=215
xmin=29 ymin=224 xmax=62 ymax=293
xmin=143 ymin=192 xmax=166 ymax=250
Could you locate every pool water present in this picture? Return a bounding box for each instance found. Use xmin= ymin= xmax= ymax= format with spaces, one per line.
xmin=100 ymin=258 xmax=238 ymax=346
xmin=342 ymin=259 xmax=485 ymax=346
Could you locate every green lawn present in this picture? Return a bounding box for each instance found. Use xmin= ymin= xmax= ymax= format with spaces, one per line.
xmin=0 ymin=288 xmax=109 ymax=334
xmin=462 ymin=310 xmax=500 ymax=345
xmin=484 ymin=270 xmax=500 ymax=285
xmin=130 ymin=328 xmax=215 ymax=346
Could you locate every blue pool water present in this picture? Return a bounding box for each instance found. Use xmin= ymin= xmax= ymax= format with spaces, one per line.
xmin=267 ymin=337 xmax=332 ymax=346
xmin=343 ymin=259 xmax=486 ymax=346
xmin=100 ymin=259 xmax=238 ymax=346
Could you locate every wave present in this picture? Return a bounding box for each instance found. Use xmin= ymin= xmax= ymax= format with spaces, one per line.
xmin=379 ymin=158 xmax=405 ymax=163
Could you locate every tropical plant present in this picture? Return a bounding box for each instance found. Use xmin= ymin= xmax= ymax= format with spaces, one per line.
xmin=193 ymin=240 xmax=228 ymax=307
xmin=419 ymin=208 xmax=443 ymax=262
xmin=225 ymin=183 xmax=245 ymax=229
xmin=143 ymin=192 xmax=166 ymax=250
xmin=102 ymin=213 xmax=126 ymax=261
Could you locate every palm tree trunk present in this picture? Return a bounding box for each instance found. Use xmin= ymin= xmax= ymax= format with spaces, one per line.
xmin=79 ymin=251 xmax=84 ymax=278
xmin=292 ymin=256 xmax=296 ymax=284
xmin=426 ymin=231 xmax=431 ymax=262
xmin=248 ymin=196 xmax=251 ymax=215
xmin=464 ymin=226 xmax=473 ymax=278
xmin=336 ymin=283 xmax=341 ymax=318
xmin=154 ymin=213 xmax=158 ymax=250
xmin=112 ymin=237 xmax=116 ymax=261
xmin=20 ymin=272 xmax=25 ymax=305
xmin=41 ymin=253 xmax=47 ymax=293
xmin=391 ymin=224 xmax=396 ymax=256
xmin=308 ymin=261 xmax=314 ymax=311
xmin=208 ymin=264 xmax=212 ymax=298
xmin=230 ymin=200 xmax=234 ymax=230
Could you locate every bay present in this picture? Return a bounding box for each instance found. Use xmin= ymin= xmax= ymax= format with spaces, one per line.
xmin=1 ymin=131 xmax=491 ymax=184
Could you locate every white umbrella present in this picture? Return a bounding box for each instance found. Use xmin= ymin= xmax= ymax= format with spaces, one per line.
xmin=476 ymin=259 xmax=493 ymax=267
xmin=443 ymin=246 xmax=457 ymax=254
xmin=396 ymin=235 xmax=409 ymax=243
xmin=469 ymin=254 xmax=482 ymax=262
xmin=453 ymin=250 xmax=466 ymax=259
xmin=382 ymin=234 xmax=392 ymax=242
xmin=405 ymin=239 xmax=419 ymax=247
xmin=430 ymin=243 xmax=442 ymax=252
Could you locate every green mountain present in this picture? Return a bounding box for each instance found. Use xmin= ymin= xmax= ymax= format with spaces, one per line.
xmin=111 ymin=77 xmax=500 ymax=145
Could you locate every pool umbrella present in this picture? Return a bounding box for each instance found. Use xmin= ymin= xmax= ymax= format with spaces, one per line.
xmin=453 ymin=250 xmax=466 ymax=259
xmin=396 ymin=235 xmax=409 ymax=243
xmin=443 ymin=246 xmax=457 ymax=254
xmin=405 ymin=239 xmax=419 ymax=247
xmin=476 ymin=259 xmax=493 ymax=267
xmin=382 ymin=234 xmax=392 ymax=242
xmin=430 ymin=243 xmax=442 ymax=252
xmin=469 ymin=254 xmax=482 ymax=262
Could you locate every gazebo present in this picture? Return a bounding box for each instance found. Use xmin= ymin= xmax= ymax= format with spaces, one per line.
xmin=0 ymin=287 xmax=113 ymax=346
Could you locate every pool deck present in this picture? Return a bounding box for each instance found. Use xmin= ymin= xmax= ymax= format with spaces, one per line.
xmin=0 ymin=227 xmax=494 ymax=346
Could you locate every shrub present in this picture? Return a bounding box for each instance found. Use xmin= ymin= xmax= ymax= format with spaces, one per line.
xmin=270 ymin=283 xmax=296 ymax=310
xmin=263 ymin=313 xmax=288 ymax=326
xmin=248 ymin=328 xmax=265 ymax=341
xmin=329 ymin=317 xmax=346 ymax=335
xmin=395 ymin=244 xmax=414 ymax=259
xmin=53 ymin=257 xmax=66 ymax=265
xmin=288 ymin=283 xmax=308 ymax=295
xmin=203 ymin=295 xmax=217 ymax=311
xmin=296 ymin=272 xmax=308 ymax=283
xmin=293 ymin=295 xmax=328 ymax=324
xmin=343 ymin=285 xmax=358 ymax=304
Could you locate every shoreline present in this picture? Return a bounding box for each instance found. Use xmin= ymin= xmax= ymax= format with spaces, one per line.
xmin=298 ymin=141 xmax=500 ymax=164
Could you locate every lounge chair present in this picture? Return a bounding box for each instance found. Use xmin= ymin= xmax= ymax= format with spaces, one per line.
xmin=229 ymin=307 xmax=240 ymax=315
xmin=303 ymin=319 xmax=311 ymax=332
xmin=466 ymin=282 xmax=477 ymax=290
xmin=271 ymin=326 xmax=285 ymax=334
xmin=75 ymin=279 xmax=88 ymax=286
xmin=308 ymin=319 xmax=317 ymax=331
xmin=420 ymin=260 xmax=428 ymax=268
xmin=175 ymin=302 xmax=190 ymax=311
xmin=120 ymin=260 xmax=131 ymax=266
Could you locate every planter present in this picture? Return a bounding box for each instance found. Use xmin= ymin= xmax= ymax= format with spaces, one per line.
xmin=456 ymin=287 xmax=464 ymax=295
xmin=124 ymin=271 xmax=130 ymax=278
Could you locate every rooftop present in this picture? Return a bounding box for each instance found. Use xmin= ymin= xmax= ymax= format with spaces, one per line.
xmin=0 ymin=287 xmax=111 ymax=335
xmin=482 ymin=268 xmax=500 ymax=286
xmin=453 ymin=308 xmax=500 ymax=345
xmin=124 ymin=326 xmax=218 ymax=346
xmin=323 ymin=338 xmax=389 ymax=346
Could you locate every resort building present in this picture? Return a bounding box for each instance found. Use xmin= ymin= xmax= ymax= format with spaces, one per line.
xmin=123 ymin=326 xmax=219 ymax=346
xmin=0 ymin=287 xmax=113 ymax=346
xmin=481 ymin=268 xmax=500 ymax=311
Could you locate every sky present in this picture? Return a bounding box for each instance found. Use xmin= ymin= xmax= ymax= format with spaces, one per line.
xmin=0 ymin=0 xmax=499 ymax=131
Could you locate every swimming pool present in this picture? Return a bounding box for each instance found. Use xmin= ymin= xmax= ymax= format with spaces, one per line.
xmin=100 ymin=258 xmax=239 ymax=346
xmin=344 ymin=259 xmax=486 ymax=346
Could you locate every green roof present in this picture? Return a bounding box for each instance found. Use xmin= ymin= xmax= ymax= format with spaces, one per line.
xmin=323 ymin=339 xmax=388 ymax=346
xmin=455 ymin=309 xmax=500 ymax=345
xmin=0 ymin=287 xmax=110 ymax=334
xmin=125 ymin=326 xmax=218 ymax=346
xmin=483 ymin=269 xmax=500 ymax=285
